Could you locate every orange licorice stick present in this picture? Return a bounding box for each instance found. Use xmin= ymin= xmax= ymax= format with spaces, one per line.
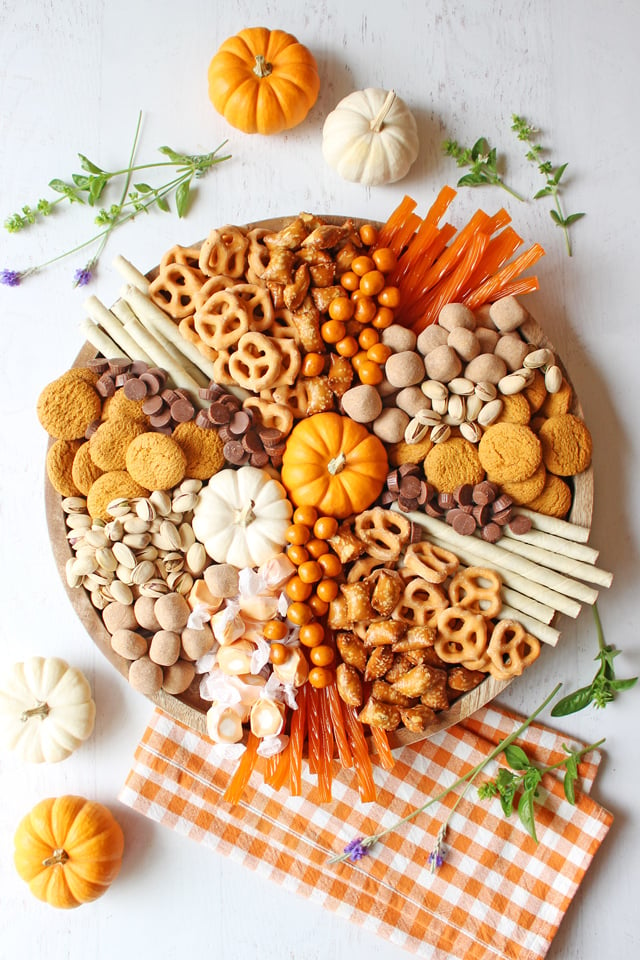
xmin=223 ymin=732 xmax=260 ymax=805
xmin=424 ymin=185 xmax=458 ymax=226
xmin=465 ymin=242 xmax=545 ymax=309
xmin=387 ymin=212 xmax=422 ymax=258
xmin=327 ymin=682 xmax=353 ymax=769
xmin=459 ymin=226 xmax=523 ymax=299
xmin=369 ymin=726 xmax=396 ymax=771
xmin=483 ymin=275 xmax=540 ymax=302
xmin=289 ymin=684 xmax=307 ymax=796
xmin=307 ymin=684 xmax=321 ymax=777
xmin=266 ymin=742 xmax=291 ymax=792
xmin=412 ymin=231 xmax=491 ymax=332
xmin=409 ymin=209 xmax=493 ymax=302
xmin=375 ymin=195 xmax=418 ymax=250
xmin=315 ymin=687 xmax=334 ymax=802
xmin=343 ymin=706 xmax=377 ymax=803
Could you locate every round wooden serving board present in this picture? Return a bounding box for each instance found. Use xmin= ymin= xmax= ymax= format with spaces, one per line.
xmin=45 ymin=215 xmax=593 ymax=750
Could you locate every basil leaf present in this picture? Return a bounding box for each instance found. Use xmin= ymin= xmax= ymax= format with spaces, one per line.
xmin=175 ymin=179 xmax=191 ymax=218
xmin=457 ymin=173 xmax=484 ymax=188
xmin=609 ymin=677 xmax=638 ymax=691
xmin=518 ymin=789 xmax=538 ymax=842
xmin=471 ymin=137 xmax=489 ymax=160
xmin=564 ymin=769 xmax=577 ymax=805
xmin=534 ymin=186 xmax=552 ymax=199
xmin=550 ymin=685 xmax=594 ymax=716
xmin=499 ymin=785 xmax=516 ymax=818
xmin=504 ymin=745 xmax=530 ymax=770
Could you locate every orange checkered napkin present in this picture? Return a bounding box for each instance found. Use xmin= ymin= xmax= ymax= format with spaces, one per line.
xmin=119 ymin=703 xmax=612 ymax=960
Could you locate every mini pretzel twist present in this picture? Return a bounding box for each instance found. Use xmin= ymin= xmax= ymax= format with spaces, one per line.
xmin=403 ymin=540 xmax=460 ymax=584
xmin=485 ymin=619 xmax=541 ymax=679
xmin=269 ymin=338 xmax=301 ymax=387
xmin=195 ymin=291 xmax=249 ymax=350
xmin=269 ymin=381 xmax=309 ymax=418
xmin=448 ymin=566 xmax=503 ymax=618
xmin=434 ymin=606 xmax=489 ymax=665
xmin=159 ymin=244 xmax=202 ymax=270
xmin=355 ymin=507 xmax=411 ymax=561
xmin=246 ymin=227 xmax=271 ymax=282
xmin=228 ymin=332 xmax=282 ymax=391
xmin=242 ymin=397 xmax=294 ymax=436
xmin=178 ymin=316 xmax=219 ymax=361
xmin=148 ymin=262 xmax=206 ymax=319
xmin=193 ymin=274 xmax=236 ymax=312
xmin=199 ymin=225 xmax=249 ymax=278
xmin=392 ymin=576 xmax=449 ymax=627
xmin=231 ymin=283 xmax=274 ymax=333
xmin=270 ymin=307 xmax=301 ymax=342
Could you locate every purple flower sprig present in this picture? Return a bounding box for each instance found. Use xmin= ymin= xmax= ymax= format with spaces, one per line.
xmin=328 ymin=683 xmax=568 ymax=867
xmin=3 ymin=111 xmax=231 ymax=288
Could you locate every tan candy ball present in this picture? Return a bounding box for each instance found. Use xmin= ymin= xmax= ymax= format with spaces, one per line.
xmin=204 ymin=563 xmax=239 ymax=599
xmin=489 ymin=295 xmax=528 ymax=332
xmin=494 ymin=334 xmax=531 ymax=372
xmin=102 ymin=602 xmax=139 ymax=635
xmin=154 ymin=592 xmax=191 ymax=631
xmin=372 ymin=407 xmax=410 ymax=444
xmin=465 ymin=353 xmax=508 ymax=385
xmin=134 ymin=596 xmax=162 ymax=632
xmin=475 ymin=327 xmax=500 ymax=353
xmin=380 ymin=324 xmax=417 ymax=353
xmin=395 ymin=386 xmax=431 ymax=417
xmin=341 ymin=384 xmax=383 ymax=423
xmin=162 ymin=660 xmax=196 ymax=695
xmin=438 ymin=303 xmax=476 ymax=332
xmin=181 ymin=624 xmax=215 ymax=661
xmin=423 ymin=344 xmax=462 ymax=383
xmin=128 ymin=656 xmax=163 ymax=694
xmin=111 ymin=629 xmax=148 ymax=661
xmin=149 ymin=630 xmax=181 ymax=667
xmin=416 ymin=324 xmax=448 ymax=356
xmin=385 ymin=351 xmax=426 ymax=388
xmin=447 ymin=327 xmax=481 ymax=362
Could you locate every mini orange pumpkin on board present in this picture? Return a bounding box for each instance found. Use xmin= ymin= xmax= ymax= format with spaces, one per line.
xmin=281 ymin=412 xmax=388 ymax=519
xmin=208 ymin=27 xmax=320 ymax=135
xmin=14 ymin=795 xmax=124 ymax=908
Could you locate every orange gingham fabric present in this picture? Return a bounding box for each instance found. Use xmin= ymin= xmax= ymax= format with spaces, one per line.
xmin=119 ymin=703 xmax=612 ymax=960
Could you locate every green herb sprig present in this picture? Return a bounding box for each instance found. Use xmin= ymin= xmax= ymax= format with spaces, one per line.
xmin=511 ymin=113 xmax=584 ymax=256
xmin=551 ymin=604 xmax=637 ymax=717
xmin=442 ymin=136 xmax=525 ymax=201
xmin=477 ymin=738 xmax=604 ymax=842
xmin=1 ymin=112 xmax=231 ymax=287
xmin=330 ymin=683 xmax=605 ymax=865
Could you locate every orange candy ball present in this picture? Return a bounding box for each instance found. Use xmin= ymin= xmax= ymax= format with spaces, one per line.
xmin=351 ymin=255 xmax=375 ymax=277
xmin=328 ymin=296 xmax=355 ymax=322
xmin=263 ymin=620 xmax=288 ymax=641
xmin=293 ymin=505 xmax=318 ymax=527
xmin=297 ymin=560 xmax=323 ymax=584
xmin=301 ymin=352 xmax=325 ymax=377
xmin=359 ymin=223 xmax=378 ymax=245
xmin=286 ymin=601 xmax=313 ymax=626
xmin=378 ymin=285 xmax=401 ymax=309
xmin=359 ymin=269 xmax=385 ymax=297
xmin=308 ymin=666 xmax=335 ymax=689
xmin=299 ymin=622 xmax=325 ymax=648
xmin=313 ymin=516 xmax=339 ymax=540
xmin=310 ymin=644 xmax=335 ymax=667
xmin=372 ymin=247 xmax=397 ymax=273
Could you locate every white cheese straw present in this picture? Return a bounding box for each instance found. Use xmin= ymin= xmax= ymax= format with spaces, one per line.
xmin=79 ymin=318 xmax=123 ymax=359
xmin=495 ymin=535 xmax=613 ymax=588
xmin=495 ymin=605 xmax=561 ymax=647
xmin=83 ymin=295 xmax=154 ymax=365
xmin=512 ymin=507 xmax=590 ymax=543
xmin=112 ymin=254 xmax=150 ymax=294
xmin=501 ymin=525 xmax=599 ymax=564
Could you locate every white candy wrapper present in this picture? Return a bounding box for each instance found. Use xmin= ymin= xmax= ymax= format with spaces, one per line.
xmin=257 ymin=733 xmax=289 ymax=759
xmin=250 ymin=636 xmax=271 ymax=675
xmin=207 ymin=741 xmax=247 ymax=762
xmin=264 ymin=671 xmax=299 ymax=711
xmin=187 ymin=603 xmax=213 ymax=631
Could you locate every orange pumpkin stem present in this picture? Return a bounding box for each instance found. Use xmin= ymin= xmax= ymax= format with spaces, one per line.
xmin=42 ymin=848 xmax=69 ymax=868
xmin=253 ymin=54 xmax=273 ymax=79
xmin=327 ymin=452 xmax=347 ymax=475
xmin=370 ymin=90 xmax=397 ymax=133
xmin=21 ymin=702 xmax=50 ymax=722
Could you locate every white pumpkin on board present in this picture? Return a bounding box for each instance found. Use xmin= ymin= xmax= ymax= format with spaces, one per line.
xmin=322 ymin=88 xmax=419 ymax=186
xmin=192 ymin=466 xmax=293 ymax=569
xmin=0 ymin=657 xmax=96 ymax=763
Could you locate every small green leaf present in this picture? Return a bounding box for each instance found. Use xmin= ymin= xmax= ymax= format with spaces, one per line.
xmin=134 ymin=182 xmax=153 ymax=193
xmin=549 ymin=209 xmax=563 ymax=225
xmin=504 ymin=745 xmax=531 ymax=770
xmin=457 ymin=173 xmax=487 ymax=188
xmin=517 ymin=789 xmax=538 ymax=842
xmin=533 ymin=186 xmax=552 ymax=199
xmin=175 ymin=179 xmax=191 ymax=218
xmin=78 ymin=154 xmax=104 ymax=174
xmin=609 ymin=677 xmax=638 ymax=692
xmin=72 ymin=173 xmax=91 ymax=190
xmin=563 ymin=212 xmax=585 ymax=225
xmin=156 ymin=195 xmax=170 ymax=213
xmin=88 ymin=176 xmax=108 ymax=206
xmin=553 ymin=162 xmax=568 ymax=184
xmin=471 ymin=137 xmax=489 ymax=160
xmin=550 ymin=685 xmax=594 ymax=717
xmin=499 ymin=785 xmax=516 ymax=818
xmin=563 ymin=769 xmax=577 ymax=805
xmin=48 ymin=178 xmax=71 ymax=194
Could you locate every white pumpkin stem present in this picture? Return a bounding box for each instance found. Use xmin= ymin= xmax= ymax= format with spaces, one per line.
xmin=42 ymin=848 xmax=69 ymax=867
xmin=370 ymin=90 xmax=397 ymax=133
xmin=236 ymin=500 xmax=256 ymax=526
xmin=327 ymin=452 xmax=347 ymax=475
xmin=253 ymin=55 xmax=273 ymax=79
xmin=21 ymin=701 xmax=50 ymax=722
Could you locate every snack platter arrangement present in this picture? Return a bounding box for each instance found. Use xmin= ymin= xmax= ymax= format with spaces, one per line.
xmin=39 ymin=195 xmax=610 ymax=804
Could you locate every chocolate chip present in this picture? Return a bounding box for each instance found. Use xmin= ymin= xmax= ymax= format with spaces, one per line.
xmin=409 ymin=522 xmax=423 ymax=543
xmin=397 ymin=495 xmax=419 ymax=512
xmin=96 ymin=374 xmax=116 ymax=398
xmin=438 ymin=492 xmax=455 ymax=510
xmin=123 ymin=378 xmax=148 ymax=401
xmin=115 ymin=372 xmax=135 ymax=387
xmin=472 ymin=481 xmax=497 ymax=506
xmin=139 ymin=373 xmax=162 ymax=396
xmin=492 ymin=508 xmax=512 ymax=526
xmin=108 ymin=358 xmax=131 ymax=375
xmin=380 ymin=490 xmax=397 ymax=506
xmin=207 ymin=402 xmax=231 ymax=425
xmin=481 ymin=522 xmax=501 ymax=542
xmin=270 ymin=452 xmax=284 ymax=468
xmin=150 ymin=408 xmax=173 ymax=428
xmin=199 ymin=387 xmax=222 ymax=402
xmin=261 ymin=432 xmax=286 ymax=452
xmin=398 ymin=463 xmax=421 ymax=478
xmin=492 ymin=494 xmax=513 ymax=513
xmin=195 ymin=410 xmax=214 ymax=429
xmin=220 ymin=394 xmax=241 ymax=413
xmin=399 ymin=475 xmax=422 ymax=499
xmin=508 ymin=515 xmax=532 ymax=535
xmin=223 ymin=440 xmax=248 ymax=465
xmin=417 ymin=481 xmax=430 ymax=505
xmin=259 ymin=427 xmax=281 ymax=446
xmin=146 ymin=367 xmax=168 ymax=388
xmin=129 ymin=360 xmax=149 ymax=376
xmin=450 ymin=511 xmax=477 ymax=536
xmin=242 ymin=429 xmax=264 ymax=453
xmin=153 ymin=424 xmax=173 ymax=436
xmin=84 ymin=418 xmax=101 ymax=438
xmin=87 ymin=358 xmax=109 ymax=373
xmin=161 ymin=388 xmax=180 ymax=404
xmin=229 ymin=411 xmax=252 ymax=436
xmin=217 ymin=425 xmax=233 ymax=443
xmin=142 ymin=395 xmax=164 ymax=416
xmin=472 ymin=504 xmax=491 ymax=526
xmin=249 ymin=451 xmax=269 ymax=468
xmin=386 ymin=470 xmax=400 ymax=494
xmin=425 ymin=501 xmax=445 ymax=518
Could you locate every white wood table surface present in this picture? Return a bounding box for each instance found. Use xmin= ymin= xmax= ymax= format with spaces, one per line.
xmin=1 ymin=2 xmax=638 ymax=958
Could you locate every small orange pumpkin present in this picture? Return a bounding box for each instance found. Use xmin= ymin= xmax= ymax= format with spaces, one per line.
xmin=281 ymin=412 xmax=388 ymax=519
xmin=14 ymin=795 xmax=124 ymax=908
xmin=208 ymin=27 xmax=320 ymax=135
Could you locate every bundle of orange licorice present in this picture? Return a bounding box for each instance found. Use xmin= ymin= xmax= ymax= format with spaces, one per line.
xmin=223 ymin=685 xmax=395 ymax=805
xmin=374 ymin=186 xmax=545 ymax=331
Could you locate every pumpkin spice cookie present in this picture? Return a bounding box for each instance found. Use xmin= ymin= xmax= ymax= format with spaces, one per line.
xmin=126 ymin=432 xmax=187 ymax=490
xmin=424 ymin=437 xmax=485 ymax=493
xmin=526 ymin=472 xmax=573 ymax=518
xmin=522 ymin=369 xmax=547 ymax=414
xmin=46 ymin=439 xmax=83 ymax=497
xmin=86 ymin=471 xmax=149 ymax=520
xmin=539 ymin=376 xmax=572 ymax=417
xmin=498 ymin=461 xmax=547 ymax=505
xmin=37 ymin=376 xmax=102 ymax=440
xmin=388 ymin=435 xmax=433 ymax=466
xmin=71 ymin=442 xmax=105 ymax=496
xmin=538 ymin=413 xmax=592 ymax=476
xmin=478 ymin=423 xmax=542 ymax=484
xmin=172 ymin=421 xmax=225 ymax=480
xmin=494 ymin=392 xmax=531 ymax=426
xmin=89 ymin=419 xmax=146 ymax=471
xmin=102 ymin=388 xmax=150 ymax=425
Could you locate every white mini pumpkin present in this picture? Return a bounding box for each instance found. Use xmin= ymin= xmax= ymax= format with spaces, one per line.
xmin=0 ymin=657 xmax=96 ymax=763
xmin=192 ymin=466 xmax=293 ymax=569
xmin=322 ymin=88 xmax=419 ymax=186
